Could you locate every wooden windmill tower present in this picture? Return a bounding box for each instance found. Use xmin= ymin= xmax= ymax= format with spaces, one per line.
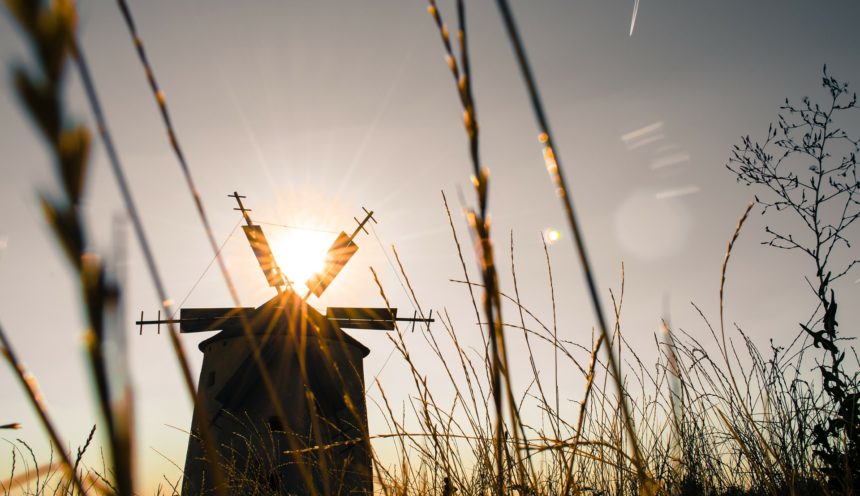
xmin=136 ymin=193 xmax=431 ymax=495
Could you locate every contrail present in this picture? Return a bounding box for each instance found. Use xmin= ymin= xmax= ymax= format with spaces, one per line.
xmin=630 ymin=0 xmax=641 ymax=36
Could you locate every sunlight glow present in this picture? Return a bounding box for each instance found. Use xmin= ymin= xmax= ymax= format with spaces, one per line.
xmin=544 ymin=228 xmax=562 ymax=244
xmin=269 ymin=229 xmax=334 ymax=290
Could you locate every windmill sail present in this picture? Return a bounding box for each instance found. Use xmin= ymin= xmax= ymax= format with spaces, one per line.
xmin=242 ymin=225 xmax=284 ymax=287
xmin=178 ymin=307 xmax=253 ymax=333
xmin=327 ymin=307 xmax=397 ymax=330
xmin=305 ymin=231 xmax=358 ymax=297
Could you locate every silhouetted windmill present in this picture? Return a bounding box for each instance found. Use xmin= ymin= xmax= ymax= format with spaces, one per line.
xmin=136 ymin=192 xmax=432 ymax=495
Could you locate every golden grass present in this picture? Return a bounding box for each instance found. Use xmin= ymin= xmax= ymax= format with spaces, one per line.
xmin=1 ymin=1 xmax=857 ymax=495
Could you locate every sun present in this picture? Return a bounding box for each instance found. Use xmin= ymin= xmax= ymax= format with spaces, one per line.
xmin=269 ymin=228 xmax=334 ymax=290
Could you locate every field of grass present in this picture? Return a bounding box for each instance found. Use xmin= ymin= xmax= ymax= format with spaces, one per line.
xmin=1 ymin=0 xmax=858 ymax=495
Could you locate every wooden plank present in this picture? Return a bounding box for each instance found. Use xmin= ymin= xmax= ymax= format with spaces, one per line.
xmin=326 ymin=307 xmax=397 ymax=330
xmin=242 ymin=225 xmax=284 ymax=287
xmin=179 ymin=307 xmax=251 ymax=333
xmin=306 ymin=232 xmax=358 ymax=297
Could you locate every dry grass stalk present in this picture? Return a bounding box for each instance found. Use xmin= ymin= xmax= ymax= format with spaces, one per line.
xmin=2 ymin=0 xmax=131 ymax=492
xmin=0 ymin=323 xmax=85 ymax=494
xmin=111 ymin=3 xmax=347 ymax=490
xmin=490 ymin=1 xmax=655 ymax=492
xmin=425 ymin=2 xmax=529 ymax=492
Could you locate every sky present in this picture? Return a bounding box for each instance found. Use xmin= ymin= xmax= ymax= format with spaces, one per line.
xmin=1 ymin=0 xmax=859 ymax=492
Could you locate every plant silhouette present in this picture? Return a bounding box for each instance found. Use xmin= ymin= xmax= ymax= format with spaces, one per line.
xmin=728 ymin=67 xmax=860 ymax=495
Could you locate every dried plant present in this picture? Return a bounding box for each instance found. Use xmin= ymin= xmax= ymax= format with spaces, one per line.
xmin=728 ymin=68 xmax=860 ymax=494
xmin=2 ymin=0 xmax=129 ymax=493
xmin=2 ymin=2 xmax=859 ymax=496
xmin=425 ymin=1 xmax=527 ymax=493
xmin=489 ymin=1 xmax=655 ymax=493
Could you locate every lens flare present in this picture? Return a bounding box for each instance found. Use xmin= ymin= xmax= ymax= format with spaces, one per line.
xmin=544 ymin=228 xmax=561 ymax=244
xmin=269 ymin=229 xmax=334 ymax=289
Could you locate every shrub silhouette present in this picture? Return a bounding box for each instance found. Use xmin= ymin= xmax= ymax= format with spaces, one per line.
xmin=728 ymin=67 xmax=860 ymax=495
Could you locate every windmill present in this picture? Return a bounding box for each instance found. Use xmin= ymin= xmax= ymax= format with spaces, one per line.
xmin=136 ymin=193 xmax=432 ymax=495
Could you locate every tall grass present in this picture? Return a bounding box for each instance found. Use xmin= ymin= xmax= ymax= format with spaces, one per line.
xmin=360 ymin=199 xmax=848 ymax=495
xmin=1 ymin=1 xmax=858 ymax=495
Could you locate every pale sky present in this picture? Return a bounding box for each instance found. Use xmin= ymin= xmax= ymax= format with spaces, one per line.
xmin=1 ymin=1 xmax=859 ymax=492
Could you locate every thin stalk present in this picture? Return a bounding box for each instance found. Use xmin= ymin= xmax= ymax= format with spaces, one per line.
xmin=492 ymin=1 xmax=653 ymax=491
xmin=110 ymin=4 xmax=319 ymax=490
xmin=0 ymin=323 xmax=86 ymax=495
